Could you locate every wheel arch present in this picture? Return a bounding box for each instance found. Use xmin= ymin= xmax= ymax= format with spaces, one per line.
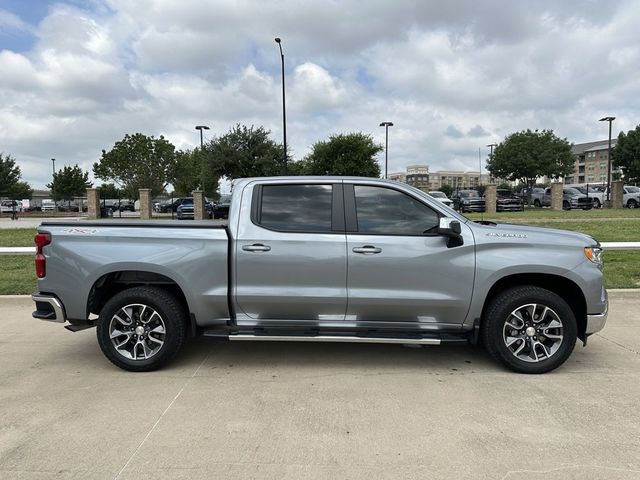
xmin=481 ymin=273 xmax=587 ymax=342
xmin=87 ymin=270 xmax=194 ymax=334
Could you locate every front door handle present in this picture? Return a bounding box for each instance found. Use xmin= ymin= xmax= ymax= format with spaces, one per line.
xmin=242 ymin=244 xmax=271 ymax=252
xmin=352 ymin=245 xmax=382 ymax=254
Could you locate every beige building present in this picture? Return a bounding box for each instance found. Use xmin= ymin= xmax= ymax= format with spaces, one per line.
xmin=388 ymin=165 xmax=495 ymax=191
xmin=565 ymin=139 xmax=617 ymax=185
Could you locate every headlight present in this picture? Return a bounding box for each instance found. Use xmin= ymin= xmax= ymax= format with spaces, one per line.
xmin=462 ymin=200 xmax=470 ymax=204
xmin=584 ymin=246 xmax=603 ymax=266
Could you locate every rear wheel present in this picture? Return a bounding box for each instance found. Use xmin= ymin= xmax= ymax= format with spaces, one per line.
xmin=481 ymin=286 xmax=577 ymax=374
xmin=96 ymin=286 xmax=187 ymax=371
xmin=628 ymin=199 xmax=638 ymax=209
xmin=562 ymin=200 xmax=571 ymax=210
xmin=533 ymin=199 xmax=541 ymax=208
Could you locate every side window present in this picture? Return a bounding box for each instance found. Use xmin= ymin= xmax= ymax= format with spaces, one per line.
xmin=258 ymin=184 xmax=333 ymax=233
xmin=354 ymin=185 xmax=439 ymax=235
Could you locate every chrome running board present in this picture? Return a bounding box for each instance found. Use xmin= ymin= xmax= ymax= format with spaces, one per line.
xmin=226 ymin=334 xmax=441 ymax=345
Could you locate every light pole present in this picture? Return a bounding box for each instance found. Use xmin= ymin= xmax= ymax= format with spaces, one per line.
xmin=379 ymin=122 xmax=393 ymax=179
xmin=275 ymin=37 xmax=287 ymax=174
xmin=51 ymin=158 xmax=56 ymax=176
xmin=599 ymin=116 xmax=615 ymax=205
xmin=195 ymin=125 xmax=210 ymax=192
xmin=485 ymin=143 xmax=497 ymax=185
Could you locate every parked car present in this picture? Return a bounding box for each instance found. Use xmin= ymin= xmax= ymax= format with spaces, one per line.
xmin=534 ymin=187 xmax=592 ymax=210
xmin=496 ymin=189 xmax=524 ymax=212
xmin=41 ymin=199 xmax=55 ymax=213
xmin=154 ymin=197 xmax=191 ymax=213
xmin=111 ymin=200 xmax=135 ymax=212
xmin=176 ymin=199 xmax=215 ymax=220
xmin=624 ymin=186 xmax=640 ymax=208
xmin=32 ymin=177 xmax=608 ymax=374
xmin=211 ymin=200 xmax=231 ymax=219
xmin=0 ymin=200 xmax=22 ymax=213
xmin=428 ymin=191 xmax=454 ymax=208
xmin=451 ymin=190 xmax=486 ymax=212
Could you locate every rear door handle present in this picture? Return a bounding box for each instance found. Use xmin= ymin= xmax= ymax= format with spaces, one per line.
xmin=352 ymin=245 xmax=382 ymax=254
xmin=242 ymin=244 xmax=271 ymax=252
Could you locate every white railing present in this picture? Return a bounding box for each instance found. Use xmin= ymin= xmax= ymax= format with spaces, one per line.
xmin=1 ymin=242 xmax=639 ymax=256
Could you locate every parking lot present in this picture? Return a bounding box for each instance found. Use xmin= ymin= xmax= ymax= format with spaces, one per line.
xmin=1 ymin=291 xmax=639 ymax=479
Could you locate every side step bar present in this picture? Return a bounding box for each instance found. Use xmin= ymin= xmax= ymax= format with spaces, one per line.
xmin=216 ymin=334 xmax=442 ymax=345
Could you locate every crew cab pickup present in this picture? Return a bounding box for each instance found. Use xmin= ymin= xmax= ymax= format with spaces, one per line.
xmin=31 ymin=177 xmax=608 ymax=374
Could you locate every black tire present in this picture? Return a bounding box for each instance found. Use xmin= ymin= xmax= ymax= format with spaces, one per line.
xmin=96 ymin=286 xmax=187 ymax=372
xmin=481 ymin=286 xmax=577 ymax=374
xmin=562 ymin=200 xmax=570 ymax=210
xmin=533 ymin=199 xmax=541 ymax=208
xmin=593 ymin=199 xmax=601 ymax=209
xmin=628 ymin=199 xmax=638 ymax=209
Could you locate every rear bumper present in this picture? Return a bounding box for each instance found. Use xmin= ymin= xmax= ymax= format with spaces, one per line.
xmin=32 ymin=293 xmax=67 ymax=323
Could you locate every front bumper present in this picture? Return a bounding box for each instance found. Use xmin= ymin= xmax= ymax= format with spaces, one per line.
xmin=32 ymin=293 xmax=67 ymax=323
xmin=585 ymin=291 xmax=608 ymax=335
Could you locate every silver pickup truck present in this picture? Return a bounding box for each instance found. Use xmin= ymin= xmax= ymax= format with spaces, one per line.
xmin=32 ymin=177 xmax=608 ymax=374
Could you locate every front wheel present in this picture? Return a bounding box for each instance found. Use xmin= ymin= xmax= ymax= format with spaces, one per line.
xmin=628 ymin=199 xmax=638 ymax=209
xmin=481 ymin=286 xmax=577 ymax=374
xmin=562 ymin=200 xmax=571 ymax=210
xmin=96 ymin=286 xmax=187 ymax=371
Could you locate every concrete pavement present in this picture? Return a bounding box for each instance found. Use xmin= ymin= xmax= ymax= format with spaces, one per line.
xmin=0 ymin=292 xmax=639 ymax=479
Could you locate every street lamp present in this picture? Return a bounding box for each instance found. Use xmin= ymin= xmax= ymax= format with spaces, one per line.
xmin=195 ymin=125 xmax=210 ymax=192
xmin=379 ymin=122 xmax=394 ymax=179
xmin=599 ymin=116 xmax=615 ymax=204
xmin=485 ymin=143 xmax=497 ymax=185
xmin=51 ymin=158 xmax=56 ymax=176
xmin=275 ymin=37 xmax=287 ymax=173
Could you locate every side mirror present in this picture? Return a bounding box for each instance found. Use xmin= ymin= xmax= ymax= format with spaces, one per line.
xmin=438 ymin=217 xmax=463 ymax=248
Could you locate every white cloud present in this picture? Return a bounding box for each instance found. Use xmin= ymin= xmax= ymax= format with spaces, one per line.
xmin=0 ymin=0 xmax=639 ymax=189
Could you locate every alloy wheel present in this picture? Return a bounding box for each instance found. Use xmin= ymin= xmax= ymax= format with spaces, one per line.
xmin=502 ymin=303 xmax=564 ymax=363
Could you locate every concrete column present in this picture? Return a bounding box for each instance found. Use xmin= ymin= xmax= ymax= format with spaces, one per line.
xmin=87 ymin=188 xmax=100 ymax=219
xmin=551 ymin=182 xmax=563 ymax=211
xmin=139 ymin=189 xmax=152 ymax=220
xmin=484 ymin=185 xmax=497 ymax=214
xmin=193 ymin=190 xmax=206 ymax=220
xmin=611 ymin=180 xmax=624 ymax=209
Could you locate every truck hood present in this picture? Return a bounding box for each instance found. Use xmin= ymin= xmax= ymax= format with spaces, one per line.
xmin=470 ymin=221 xmax=598 ymax=247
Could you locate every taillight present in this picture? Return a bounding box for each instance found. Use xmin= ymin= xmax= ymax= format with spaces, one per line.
xmin=34 ymin=233 xmax=51 ymax=278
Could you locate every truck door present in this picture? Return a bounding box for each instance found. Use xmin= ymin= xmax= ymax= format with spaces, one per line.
xmin=344 ymin=183 xmax=475 ymax=327
xmin=234 ymin=182 xmax=347 ymax=323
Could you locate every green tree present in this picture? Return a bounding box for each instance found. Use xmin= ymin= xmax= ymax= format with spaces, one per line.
xmin=612 ymin=125 xmax=640 ymax=183
xmin=169 ymin=149 xmax=219 ymax=198
xmin=207 ymin=124 xmax=285 ymax=180
xmin=487 ymin=129 xmax=574 ymax=204
xmin=0 ymin=153 xmax=33 ymax=199
xmin=302 ymin=133 xmax=382 ymax=177
xmin=47 ymin=165 xmax=92 ymax=201
xmin=93 ymin=133 xmax=176 ymax=198
xmin=98 ymin=183 xmax=120 ymax=199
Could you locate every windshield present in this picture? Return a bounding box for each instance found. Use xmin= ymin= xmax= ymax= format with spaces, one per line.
xmin=627 ymin=186 xmax=639 ymax=193
xmin=428 ymin=191 xmax=446 ymax=198
xmin=564 ymin=187 xmax=582 ymax=195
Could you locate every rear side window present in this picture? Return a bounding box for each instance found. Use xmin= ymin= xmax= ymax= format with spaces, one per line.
xmin=354 ymin=185 xmax=439 ymax=235
xmin=258 ymin=184 xmax=333 ymax=233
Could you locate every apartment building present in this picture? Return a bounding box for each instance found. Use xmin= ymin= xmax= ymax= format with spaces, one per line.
xmin=565 ymin=139 xmax=617 ymax=185
xmin=388 ymin=165 xmax=494 ymax=191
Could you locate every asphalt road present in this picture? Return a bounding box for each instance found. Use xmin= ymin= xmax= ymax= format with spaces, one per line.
xmin=1 ymin=292 xmax=639 ymax=479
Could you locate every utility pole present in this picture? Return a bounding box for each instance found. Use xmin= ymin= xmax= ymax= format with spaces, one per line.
xmin=195 ymin=125 xmax=210 ymax=192
xmin=599 ymin=116 xmax=615 ymax=205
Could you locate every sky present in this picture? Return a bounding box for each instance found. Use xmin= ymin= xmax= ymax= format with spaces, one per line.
xmin=1 ymin=0 xmax=639 ymax=190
